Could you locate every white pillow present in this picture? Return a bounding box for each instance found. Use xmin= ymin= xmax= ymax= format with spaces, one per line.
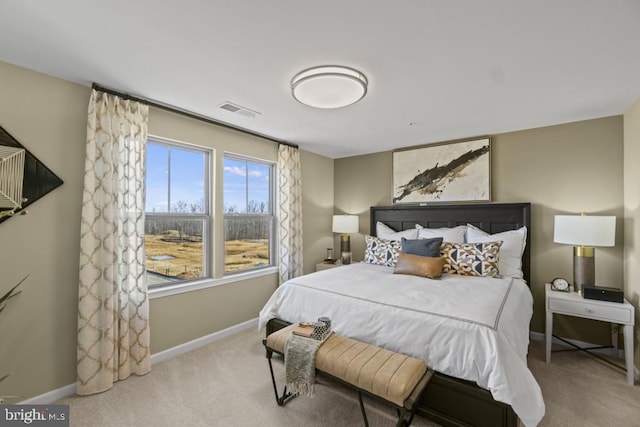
xmin=417 ymin=225 xmax=467 ymax=243
xmin=376 ymin=221 xmax=418 ymax=240
xmin=465 ymin=224 xmax=527 ymax=278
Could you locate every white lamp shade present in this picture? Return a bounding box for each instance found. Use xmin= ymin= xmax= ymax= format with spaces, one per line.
xmin=554 ymin=215 xmax=616 ymax=247
xmin=332 ymin=215 xmax=359 ymax=233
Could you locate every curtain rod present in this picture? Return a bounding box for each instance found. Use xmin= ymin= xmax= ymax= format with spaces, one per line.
xmin=91 ymin=83 xmax=298 ymax=149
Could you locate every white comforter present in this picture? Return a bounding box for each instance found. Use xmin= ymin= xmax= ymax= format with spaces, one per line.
xmin=259 ymin=263 xmax=545 ymax=426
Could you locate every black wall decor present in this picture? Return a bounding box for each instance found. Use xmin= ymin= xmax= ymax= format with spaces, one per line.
xmin=0 ymin=124 xmax=63 ymax=223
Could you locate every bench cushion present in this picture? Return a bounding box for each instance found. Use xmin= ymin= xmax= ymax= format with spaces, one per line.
xmin=265 ymin=325 xmax=428 ymax=407
xmin=265 ymin=324 xmax=297 ymax=354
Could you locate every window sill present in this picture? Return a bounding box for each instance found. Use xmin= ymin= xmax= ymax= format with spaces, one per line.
xmin=149 ymin=266 xmax=279 ymax=299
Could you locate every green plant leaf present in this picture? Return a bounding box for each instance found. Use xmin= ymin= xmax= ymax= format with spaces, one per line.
xmin=0 ymin=275 xmax=27 ymax=307
xmin=0 ymin=276 xmax=26 ymax=402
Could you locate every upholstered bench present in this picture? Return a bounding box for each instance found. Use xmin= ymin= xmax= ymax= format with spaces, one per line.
xmin=264 ymin=324 xmax=433 ymax=427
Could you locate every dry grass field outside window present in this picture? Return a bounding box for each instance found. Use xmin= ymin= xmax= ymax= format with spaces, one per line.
xmin=224 ymin=239 xmax=270 ymax=272
xmin=145 ymin=231 xmax=204 ymax=279
xmin=145 ymin=231 xmax=269 ymax=280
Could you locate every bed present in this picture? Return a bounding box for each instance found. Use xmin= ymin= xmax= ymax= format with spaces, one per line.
xmin=259 ymin=202 xmax=544 ymax=427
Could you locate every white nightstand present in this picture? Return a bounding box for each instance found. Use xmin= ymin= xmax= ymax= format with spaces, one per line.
xmin=315 ymin=261 xmax=342 ymax=272
xmin=545 ymin=283 xmax=635 ymax=385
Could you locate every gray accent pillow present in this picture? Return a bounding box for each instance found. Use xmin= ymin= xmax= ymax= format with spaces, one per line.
xmin=401 ymin=237 xmax=443 ymax=257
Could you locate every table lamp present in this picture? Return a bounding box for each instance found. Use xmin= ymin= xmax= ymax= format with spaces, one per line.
xmin=332 ymin=215 xmax=359 ymax=264
xmin=553 ymin=214 xmax=616 ymax=292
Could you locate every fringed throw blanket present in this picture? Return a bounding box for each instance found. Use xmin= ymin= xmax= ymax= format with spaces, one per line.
xmin=285 ymin=332 xmax=331 ymax=397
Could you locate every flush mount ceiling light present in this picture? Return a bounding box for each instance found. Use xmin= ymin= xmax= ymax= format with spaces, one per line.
xmin=291 ymin=66 xmax=368 ymax=109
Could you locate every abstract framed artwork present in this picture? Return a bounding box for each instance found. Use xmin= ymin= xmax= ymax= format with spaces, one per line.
xmin=0 ymin=124 xmax=63 ymax=223
xmin=392 ymin=138 xmax=490 ymax=204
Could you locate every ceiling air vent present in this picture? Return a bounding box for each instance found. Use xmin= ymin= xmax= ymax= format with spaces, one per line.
xmin=218 ymin=101 xmax=260 ymax=119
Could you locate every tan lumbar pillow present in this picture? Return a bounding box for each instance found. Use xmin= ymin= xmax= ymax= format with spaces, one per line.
xmin=393 ymin=252 xmax=444 ymax=279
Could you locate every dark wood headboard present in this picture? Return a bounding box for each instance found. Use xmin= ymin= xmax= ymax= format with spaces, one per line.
xmin=370 ymin=202 xmax=531 ymax=285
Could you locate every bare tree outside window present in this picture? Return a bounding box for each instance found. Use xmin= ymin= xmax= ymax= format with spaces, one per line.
xmin=223 ymin=155 xmax=275 ymax=273
xmin=144 ymin=140 xmax=210 ymax=286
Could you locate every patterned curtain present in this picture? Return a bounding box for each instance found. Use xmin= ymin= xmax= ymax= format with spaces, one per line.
xmin=278 ymin=144 xmax=304 ymax=283
xmin=77 ymin=89 xmax=150 ymax=395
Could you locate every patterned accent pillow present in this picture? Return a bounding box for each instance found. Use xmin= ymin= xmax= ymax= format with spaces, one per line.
xmin=441 ymin=241 xmax=502 ymax=277
xmin=364 ymin=235 xmax=402 ymax=267
xmin=466 ymin=224 xmax=527 ymax=279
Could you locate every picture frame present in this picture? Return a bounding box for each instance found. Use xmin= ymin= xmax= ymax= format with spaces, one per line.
xmin=392 ymin=137 xmax=490 ymax=204
xmin=0 ymin=124 xmax=63 ymax=223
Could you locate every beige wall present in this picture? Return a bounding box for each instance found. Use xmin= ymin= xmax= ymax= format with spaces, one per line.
xmin=334 ymin=152 xmax=392 ymax=258
xmin=624 ymin=98 xmax=640 ymax=373
xmin=0 ymin=61 xmax=334 ymax=400
xmin=335 ymin=116 xmax=625 ymax=344
xmin=0 ymin=62 xmax=89 ymax=403
xmin=493 ymin=117 xmax=624 ymax=341
xmin=149 ymin=276 xmax=275 ymax=352
xmin=300 ymin=150 xmax=334 ymax=274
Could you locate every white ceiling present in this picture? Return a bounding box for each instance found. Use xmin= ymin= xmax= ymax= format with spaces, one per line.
xmin=1 ymin=1 xmax=639 ymax=158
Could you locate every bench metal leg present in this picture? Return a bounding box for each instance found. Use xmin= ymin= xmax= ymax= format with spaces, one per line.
xmin=357 ymin=391 xmax=369 ymax=427
xmin=358 ymin=391 xmax=416 ymax=427
xmin=266 ymin=349 xmax=296 ymax=406
xmin=395 ymin=408 xmax=415 ymax=427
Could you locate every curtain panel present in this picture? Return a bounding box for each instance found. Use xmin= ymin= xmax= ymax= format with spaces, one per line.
xmin=277 ymin=145 xmax=304 ymax=283
xmin=77 ymin=89 xmax=150 ymax=395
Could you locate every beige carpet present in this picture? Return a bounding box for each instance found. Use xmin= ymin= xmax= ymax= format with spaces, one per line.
xmin=56 ymin=327 xmax=640 ymax=427
xmin=529 ymin=339 xmax=640 ymax=427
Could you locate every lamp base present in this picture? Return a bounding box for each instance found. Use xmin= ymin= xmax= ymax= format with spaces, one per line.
xmin=573 ymin=246 xmax=595 ymax=292
xmin=340 ymin=234 xmax=352 ymax=264
xmin=341 ymin=252 xmax=352 ymax=265
xmin=340 ymin=234 xmax=351 ymax=254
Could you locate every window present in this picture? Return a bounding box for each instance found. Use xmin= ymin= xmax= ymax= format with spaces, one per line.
xmin=223 ymin=155 xmax=275 ymax=273
xmin=145 ymin=139 xmax=210 ymax=286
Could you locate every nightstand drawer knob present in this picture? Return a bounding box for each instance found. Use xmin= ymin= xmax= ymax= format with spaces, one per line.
xmin=585 ymin=308 xmax=593 ymax=313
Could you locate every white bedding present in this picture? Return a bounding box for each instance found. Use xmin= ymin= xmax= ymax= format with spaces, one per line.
xmin=259 ymin=262 xmax=545 ymax=427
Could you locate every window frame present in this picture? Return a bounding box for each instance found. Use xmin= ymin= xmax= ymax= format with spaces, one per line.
xmin=223 ymin=153 xmax=277 ymax=276
xmin=145 ymin=136 xmax=213 ymax=288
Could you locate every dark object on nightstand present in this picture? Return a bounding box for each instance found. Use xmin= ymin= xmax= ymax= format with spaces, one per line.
xmin=582 ymin=285 xmax=624 ymax=303
xmin=323 ymin=248 xmax=336 ymax=264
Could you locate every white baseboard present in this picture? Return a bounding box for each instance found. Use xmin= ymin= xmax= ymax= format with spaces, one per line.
xmin=19 ymin=383 xmax=77 ymax=405
xmin=151 ymin=317 xmax=258 ymax=364
xmin=529 ymin=331 xmax=625 ymax=359
xmin=19 ymin=317 xmax=259 ymax=404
